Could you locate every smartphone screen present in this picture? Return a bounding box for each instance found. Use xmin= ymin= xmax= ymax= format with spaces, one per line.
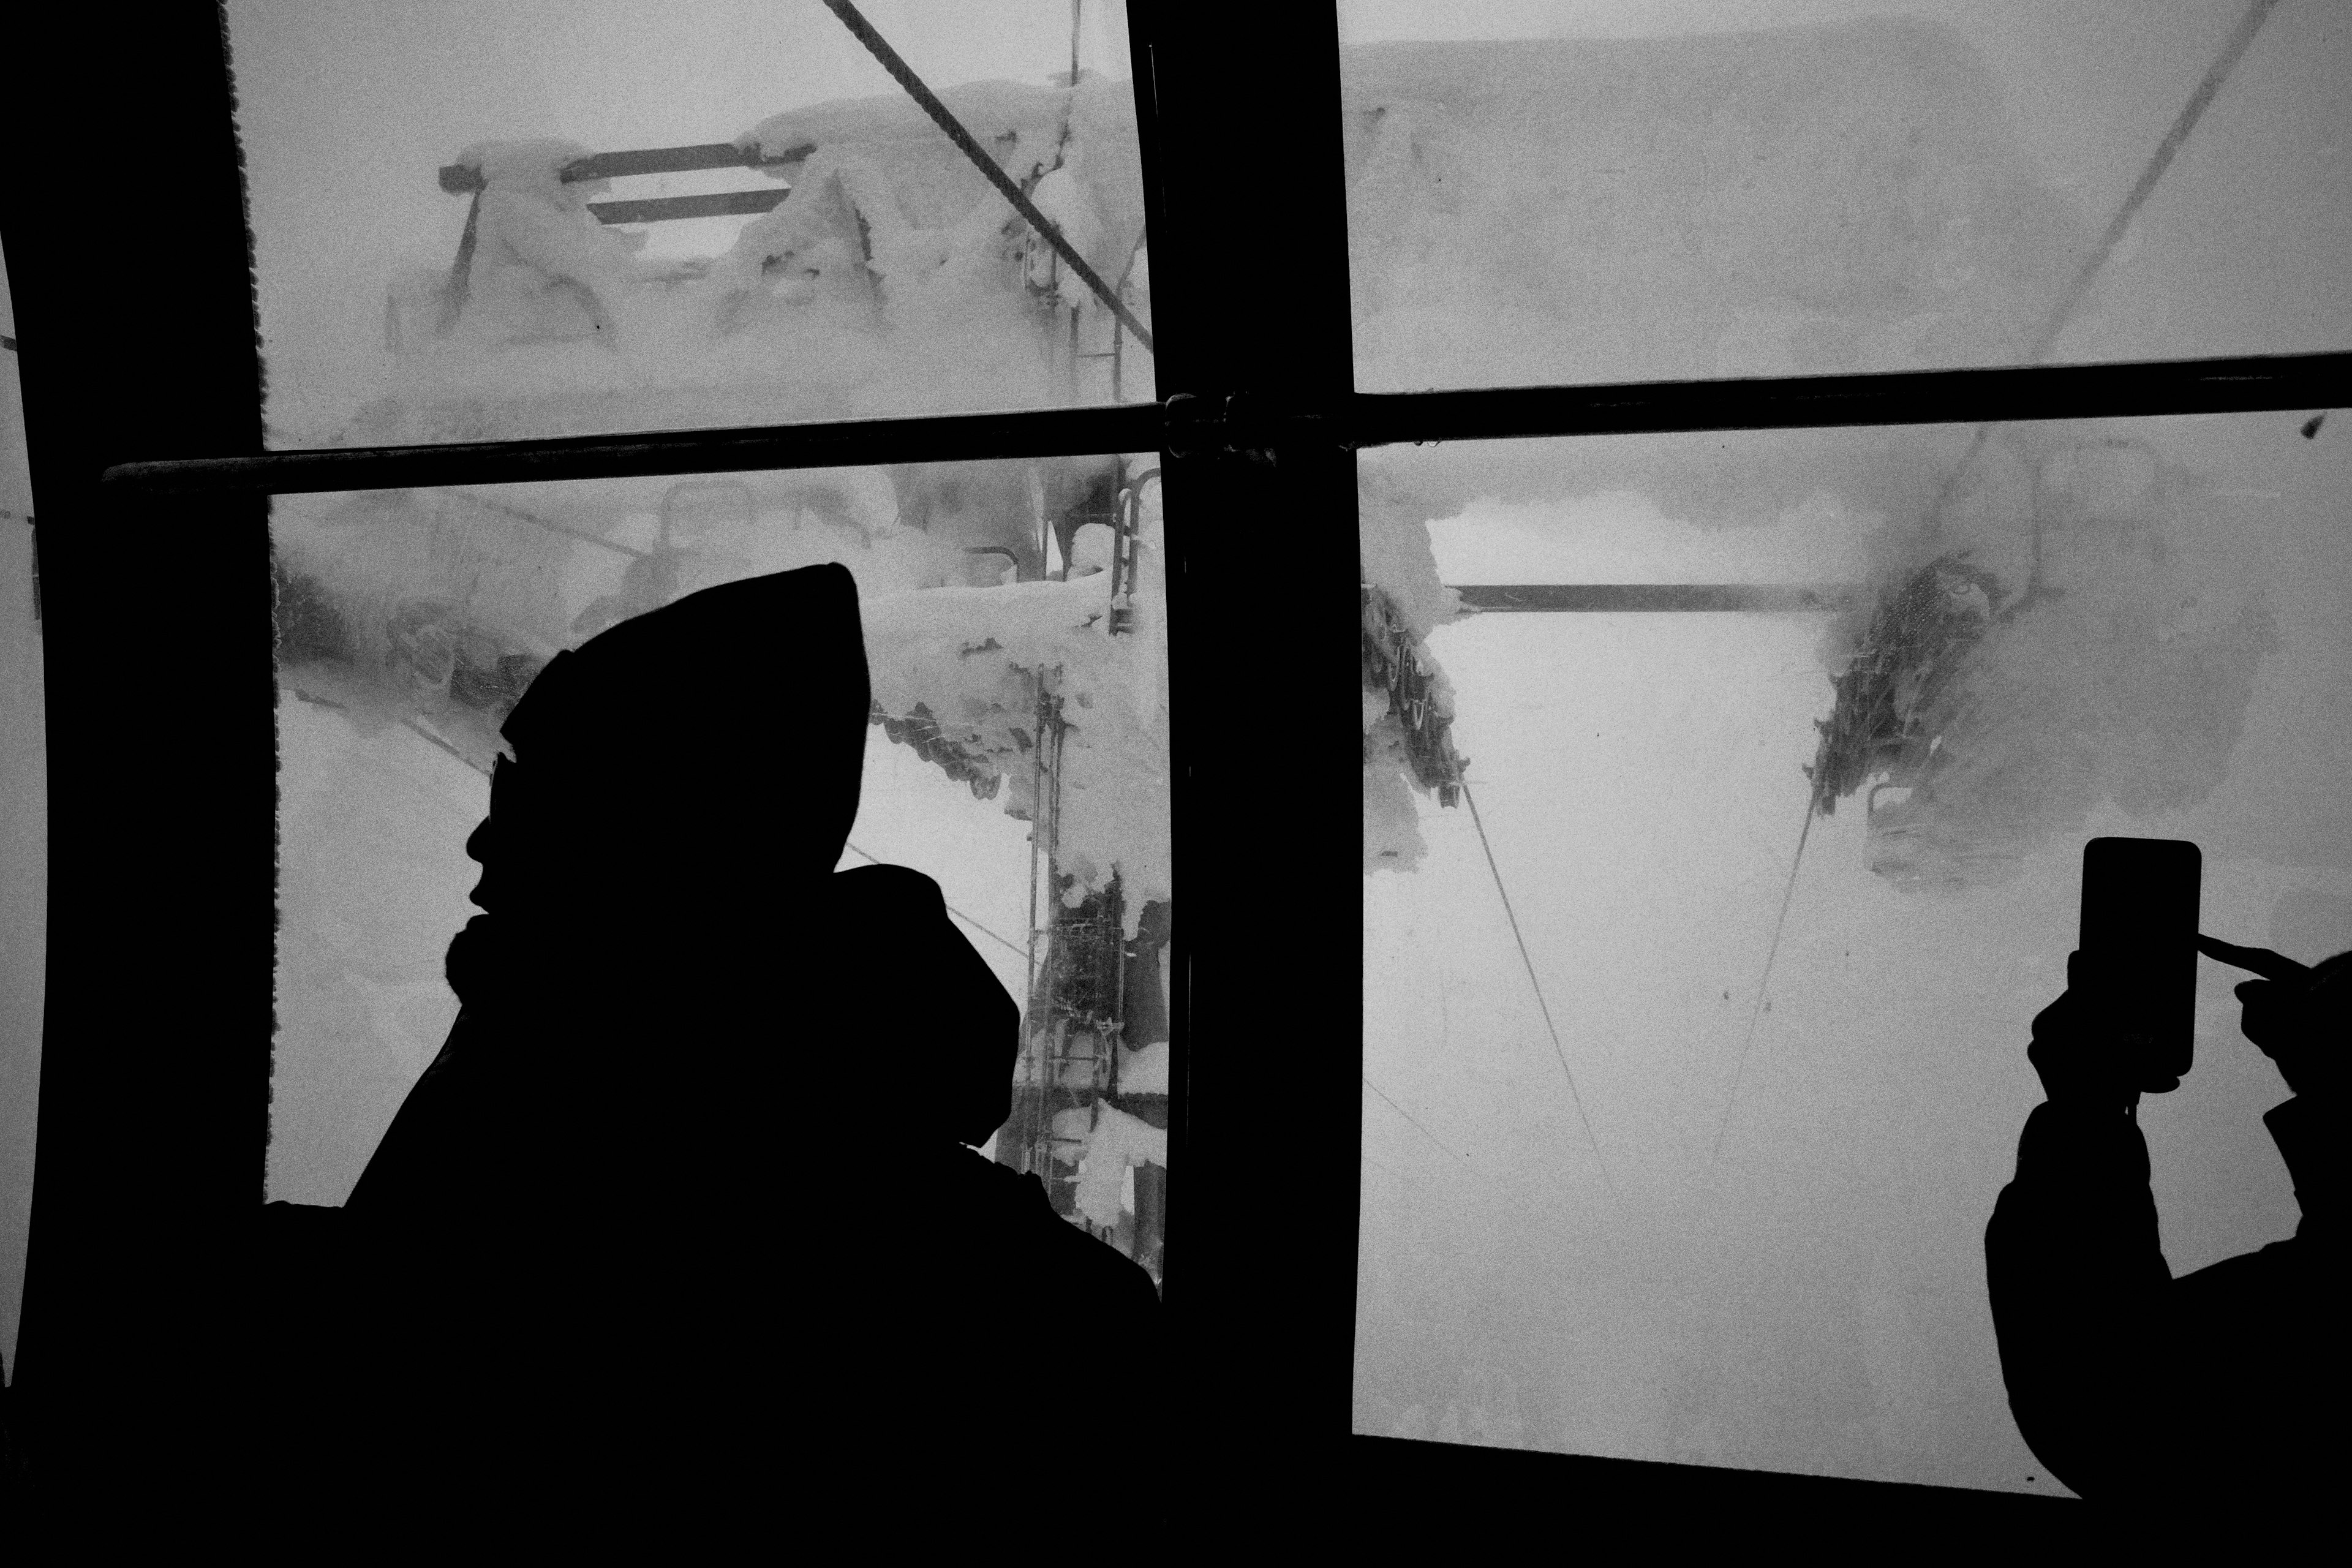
xmin=2078 ymin=837 xmax=2203 ymax=1089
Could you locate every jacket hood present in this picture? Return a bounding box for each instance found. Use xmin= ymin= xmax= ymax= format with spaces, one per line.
xmin=484 ymin=563 xmax=870 ymax=916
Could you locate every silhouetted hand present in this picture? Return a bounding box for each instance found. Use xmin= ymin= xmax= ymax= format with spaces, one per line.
xmin=2029 ymin=951 xmax=2165 ymax=1109
xmin=2196 ymin=936 xmax=2349 ymax=1099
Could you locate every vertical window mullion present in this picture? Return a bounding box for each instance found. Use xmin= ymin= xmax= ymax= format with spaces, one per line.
xmin=1129 ymin=0 xmax=1362 ymax=1525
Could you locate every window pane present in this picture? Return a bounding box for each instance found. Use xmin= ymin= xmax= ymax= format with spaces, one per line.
xmin=1340 ymin=1 xmax=2351 ymax=391
xmin=228 ymin=1 xmax=1151 ymax=448
xmin=1357 ymin=407 xmax=2351 ymax=1490
xmin=273 ymin=453 xmax=1171 ymax=1287
xmin=0 ymin=243 xmax=42 ymax=1384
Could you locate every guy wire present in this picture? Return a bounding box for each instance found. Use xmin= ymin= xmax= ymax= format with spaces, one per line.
xmin=1457 ymin=775 xmax=1618 ymax=1199
xmin=1709 ymin=793 xmax=1815 ymax=1186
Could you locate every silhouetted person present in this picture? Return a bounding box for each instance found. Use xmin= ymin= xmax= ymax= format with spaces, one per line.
xmin=237 ymin=564 xmax=1163 ymax=1534
xmin=1986 ymin=934 xmax=2347 ymax=1520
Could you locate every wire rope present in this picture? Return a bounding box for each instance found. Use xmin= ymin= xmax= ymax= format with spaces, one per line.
xmin=1456 ymin=777 xmax=1618 ymax=1199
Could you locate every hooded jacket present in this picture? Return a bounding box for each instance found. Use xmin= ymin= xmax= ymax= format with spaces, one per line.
xmin=241 ymin=564 xmax=1164 ymax=1530
xmin=1985 ymin=1091 xmax=2340 ymax=1513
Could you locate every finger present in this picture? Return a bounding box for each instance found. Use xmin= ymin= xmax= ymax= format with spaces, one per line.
xmin=2196 ymin=935 xmax=2310 ymax=983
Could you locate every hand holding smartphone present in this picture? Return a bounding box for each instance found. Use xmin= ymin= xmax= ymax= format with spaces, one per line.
xmin=2075 ymin=837 xmax=2203 ymax=1096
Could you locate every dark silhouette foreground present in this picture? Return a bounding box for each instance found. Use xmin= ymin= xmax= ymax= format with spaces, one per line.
xmin=1987 ymin=934 xmax=2346 ymax=1517
xmin=236 ymin=564 xmax=1163 ymax=1527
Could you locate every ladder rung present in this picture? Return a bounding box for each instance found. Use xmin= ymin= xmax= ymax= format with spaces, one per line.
xmin=589 ymin=189 xmax=789 ymax=225
xmin=439 ymin=140 xmax=812 ymax=193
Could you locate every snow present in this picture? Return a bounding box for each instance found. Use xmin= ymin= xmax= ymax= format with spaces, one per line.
xmin=273 ymin=488 xmax=577 ymax=767
xmin=1337 ymin=19 xmax=2097 ymax=542
xmin=1115 ymin=1039 xmax=1169 ymax=1096
xmin=454 ymin=146 xmax=649 ymax=353
xmin=1359 ymin=467 xmax=1461 ymax=643
xmin=861 ymin=489 xmax=1172 ymax=930
xmin=456 ymin=140 xmax=598 ymax=196
xmin=739 ymin=74 xmax=1144 ymax=291
xmin=1362 ymin=726 xmax=1428 ymax=873
xmin=1850 ymin=426 xmax=2277 ymax=891
xmin=1362 ymin=469 xmax=1465 ymax=873
xmin=1024 ymin=159 xmax=1104 ymax=290
xmin=1065 ymin=1101 xmax=1166 ymax=1231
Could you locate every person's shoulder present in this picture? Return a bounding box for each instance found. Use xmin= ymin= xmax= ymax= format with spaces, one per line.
xmin=827 ymin=862 xmax=943 ymax=912
xmin=955 ymin=1153 xmax=1161 ymax=1309
xmin=2169 ymin=1234 xmax=2321 ymax=1329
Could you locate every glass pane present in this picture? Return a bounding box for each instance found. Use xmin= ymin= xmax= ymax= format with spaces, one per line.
xmin=273 ymin=451 xmax=1171 ymax=1287
xmin=227 ymin=1 xmax=1151 ymax=448
xmin=1340 ymin=1 xmax=2351 ymax=390
xmin=0 ymin=241 xmax=43 ymax=1384
xmin=1357 ymin=405 xmax=2352 ymax=1490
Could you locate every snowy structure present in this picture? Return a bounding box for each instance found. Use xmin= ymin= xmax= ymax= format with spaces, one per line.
xmin=360 ymin=76 xmax=1150 ymax=447
xmin=1360 ymin=470 xmax=1466 ymax=872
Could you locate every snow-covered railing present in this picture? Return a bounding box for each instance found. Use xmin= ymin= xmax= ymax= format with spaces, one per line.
xmin=437 ymin=143 xmax=802 ymax=189
xmin=437 ymin=141 xmax=808 ymax=225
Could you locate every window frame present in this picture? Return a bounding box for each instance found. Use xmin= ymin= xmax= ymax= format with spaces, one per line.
xmin=4 ymin=0 xmax=2340 ymax=1533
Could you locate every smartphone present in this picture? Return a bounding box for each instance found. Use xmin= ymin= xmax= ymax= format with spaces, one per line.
xmin=2078 ymin=837 xmax=2203 ymax=1091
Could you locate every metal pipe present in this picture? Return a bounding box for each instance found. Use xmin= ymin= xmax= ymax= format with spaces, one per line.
xmin=104 ymin=352 xmax=2348 ymax=497
xmin=108 ymin=403 xmax=1166 ymax=496
xmin=1344 ymin=352 xmax=2350 ymax=448
xmin=437 ymin=141 xmax=809 ymax=193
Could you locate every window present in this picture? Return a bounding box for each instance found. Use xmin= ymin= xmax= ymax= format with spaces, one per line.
xmin=1343 ymin=0 xmax=2351 ymax=1504
xmin=229 ymin=3 xmax=1174 ymax=1281
xmin=1358 ymin=413 xmax=2344 ymax=1490
xmin=0 ymin=237 xmax=40 ymax=1397
xmin=8 ymin=0 xmax=2343 ymax=1528
xmin=235 ymin=0 xmax=1155 ymax=447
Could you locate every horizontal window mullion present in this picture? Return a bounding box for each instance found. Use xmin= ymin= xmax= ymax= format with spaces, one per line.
xmin=104 ymin=402 xmax=1169 ymax=497
xmin=100 ymin=351 xmax=2346 ymax=497
xmin=1349 ymin=351 xmax=2348 ymax=447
